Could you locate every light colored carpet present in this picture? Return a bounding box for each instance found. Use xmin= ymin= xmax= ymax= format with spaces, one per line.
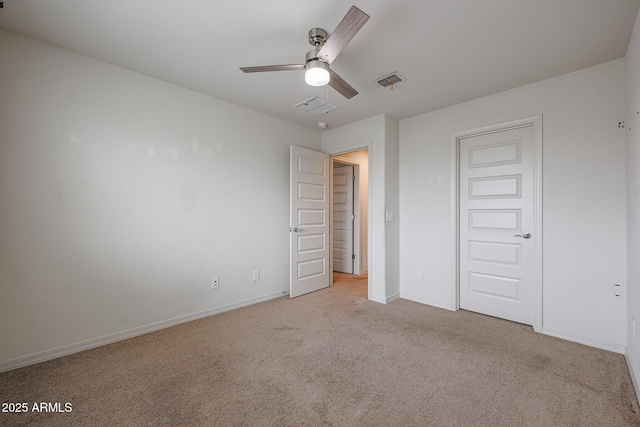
xmin=1 ymin=273 xmax=639 ymax=426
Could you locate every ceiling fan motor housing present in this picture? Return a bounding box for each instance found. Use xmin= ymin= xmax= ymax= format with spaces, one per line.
xmin=305 ymin=48 xmax=328 ymax=66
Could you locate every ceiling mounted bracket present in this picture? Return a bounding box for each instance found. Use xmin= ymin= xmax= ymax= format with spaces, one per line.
xmin=308 ymin=28 xmax=328 ymax=47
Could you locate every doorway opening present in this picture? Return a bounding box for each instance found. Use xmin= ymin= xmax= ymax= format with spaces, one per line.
xmin=331 ymin=149 xmax=368 ymax=285
xmin=289 ymin=145 xmax=371 ymax=300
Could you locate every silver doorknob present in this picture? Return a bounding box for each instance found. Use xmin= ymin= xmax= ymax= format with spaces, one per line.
xmin=290 ymin=227 xmax=303 ymax=233
xmin=514 ymin=233 xmax=531 ymax=239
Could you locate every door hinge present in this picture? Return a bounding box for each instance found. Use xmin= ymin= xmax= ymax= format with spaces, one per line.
xmin=352 ymin=175 xmax=356 ymax=181
xmin=352 ymin=254 xmax=355 ymax=260
xmin=352 ymin=214 xmax=355 ymax=220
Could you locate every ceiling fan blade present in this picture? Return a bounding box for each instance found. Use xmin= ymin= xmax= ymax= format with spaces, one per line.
xmin=240 ymin=64 xmax=305 ymax=73
xmin=317 ymin=6 xmax=370 ymax=64
xmin=328 ymin=69 xmax=358 ymax=99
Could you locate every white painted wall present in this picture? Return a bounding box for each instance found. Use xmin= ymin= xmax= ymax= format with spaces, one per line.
xmin=332 ymin=149 xmax=369 ymax=274
xmin=321 ymin=114 xmax=400 ymax=303
xmin=626 ymin=7 xmax=640 ymax=393
xmin=400 ymin=59 xmax=627 ymax=352
xmin=385 ymin=116 xmax=400 ymax=300
xmin=0 ymin=30 xmax=320 ymax=370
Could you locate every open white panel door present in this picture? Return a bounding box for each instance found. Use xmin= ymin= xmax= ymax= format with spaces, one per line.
xmin=290 ymin=146 xmax=330 ymax=298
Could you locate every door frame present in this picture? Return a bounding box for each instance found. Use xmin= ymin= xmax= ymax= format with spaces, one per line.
xmin=327 ymin=143 xmax=372 ymax=300
xmin=450 ymin=116 xmax=543 ymax=332
xmin=332 ymin=160 xmax=361 ymax=275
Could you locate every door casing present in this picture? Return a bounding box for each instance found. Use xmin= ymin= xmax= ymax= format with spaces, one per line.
xmin=450 ymin=116 xmax=543 ymax=332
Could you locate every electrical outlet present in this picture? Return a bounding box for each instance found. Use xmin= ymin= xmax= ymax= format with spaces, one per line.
xmin=418 ymin=270 xmax=424 ymax=281
xmin=252 ymin=269 xmax=260 ymax=281
xmin=211 ymin=277 xmax=219 ymax=289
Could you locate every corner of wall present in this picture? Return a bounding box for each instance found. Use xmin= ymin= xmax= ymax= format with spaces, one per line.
xmin=384 ymin=115 xmax=400 ymax=298
xmin=626 ymin=5 xmax=640 ymax=405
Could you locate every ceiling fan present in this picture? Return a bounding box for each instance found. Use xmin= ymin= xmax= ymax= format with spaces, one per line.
xmin=240 ymin=5 xmax=370 ymax=99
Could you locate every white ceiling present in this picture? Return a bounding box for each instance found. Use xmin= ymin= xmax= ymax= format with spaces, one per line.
xmin=1 ymin=0 xmax=639 ymax=130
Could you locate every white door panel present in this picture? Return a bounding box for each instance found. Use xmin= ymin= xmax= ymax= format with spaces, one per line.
xmin=332 ymin=165 xmax=354 ymax=274
xmin=459 ymin=126 xmax=535 ymax=325
xmin=290 ymin=146 xmax=330 ymax=298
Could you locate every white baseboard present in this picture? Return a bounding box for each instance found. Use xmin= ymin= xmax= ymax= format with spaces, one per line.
xmin=625 ymin=348 xmax=640 ymax=406
xmin=542 ymin=327 xmax=626 ymax=354
xmin=399 ymin=292 xmax=456 ymax=312
xmin=387 ymin=292 xmax=400 ymax=303
xmin=0 ymin=291 xmax=286 ymax=374
xmin=397 ymin=294 xmax=626 ymax=355
xmin=369 ymin=295 xmax=388 ymax=304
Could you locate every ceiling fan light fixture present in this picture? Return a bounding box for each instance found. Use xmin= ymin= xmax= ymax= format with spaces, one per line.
xmin=305 ymin=60 xmax=330 ymax=87
xmin=240 ymin=6 xmax=369 ymax=99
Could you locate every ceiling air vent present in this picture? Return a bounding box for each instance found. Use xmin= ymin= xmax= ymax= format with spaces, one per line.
xmin=294 ymin=96 xmax=338 ymax=115
xmin=375 ymin=72 xmax=406 ymax=88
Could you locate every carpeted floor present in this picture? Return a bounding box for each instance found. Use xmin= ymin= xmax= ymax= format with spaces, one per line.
xmin=1 ymin=273 xmax=639 ymax=426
